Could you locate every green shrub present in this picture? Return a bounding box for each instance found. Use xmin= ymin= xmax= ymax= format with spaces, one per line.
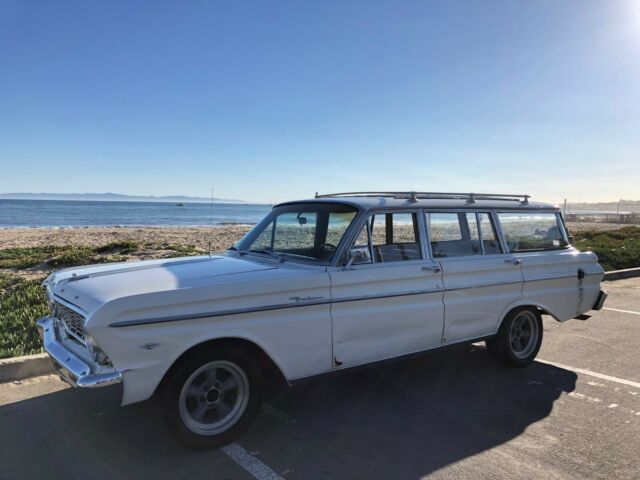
xmin=162 ymin=243 xmax=201 ymax=254
xmin=0 ymin=245 xmax=95 ymax=269
xmin=0 ymin=273 xmax=48 ymax=359
xmin=95 ymin=240 xmax=139 ymax=254
xmin=574 ymin=227 xmax=640 ymax=271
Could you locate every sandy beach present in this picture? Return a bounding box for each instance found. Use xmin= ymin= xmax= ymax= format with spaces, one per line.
xmin=0 ymin=225 xmax=252 ymax=251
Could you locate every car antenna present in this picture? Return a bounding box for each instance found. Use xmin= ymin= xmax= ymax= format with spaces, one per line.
xmin=208 ymin=186 xmax=214 ymax=258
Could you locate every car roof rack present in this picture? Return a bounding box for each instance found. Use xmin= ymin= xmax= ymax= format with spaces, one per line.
xmin=314 ymin=191 xmax=531 ymax=204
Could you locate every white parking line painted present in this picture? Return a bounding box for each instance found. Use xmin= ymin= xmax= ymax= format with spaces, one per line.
xmin=568 ymin=392 xmax=601 ymax=403
xmin=604 ymin=307 xmax=640 ymax=316
xmin=221 ymin=443 xmax=284 ymax=480
xmin=538 ymin=358 xmax=640 ymax=389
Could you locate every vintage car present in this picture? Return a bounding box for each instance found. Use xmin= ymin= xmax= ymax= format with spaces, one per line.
xmin=37 ymin=191 xmax=607 ymax=448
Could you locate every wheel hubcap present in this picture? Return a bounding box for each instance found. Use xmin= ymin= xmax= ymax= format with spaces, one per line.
xmin=509 ymin=311 xmax=539 ymax=359
xmin=179 ymin=360 xmax=249 ymax=435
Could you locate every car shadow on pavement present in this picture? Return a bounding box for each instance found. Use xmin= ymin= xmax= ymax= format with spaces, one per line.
xmin=0 ymin=344 xmax=576 ymax=480
xmin=248 ymin=344 xmax=578 ymax=479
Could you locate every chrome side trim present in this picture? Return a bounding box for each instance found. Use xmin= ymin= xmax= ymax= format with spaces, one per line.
xmin=108 ymin=274 xmax=598 ymax=329
xmin=109 ymin=288 xmax=444 ymax=328
xmin=524 ymin=273 xmax=581 ymax=282
xmin=37 ymin=316 xmax=122 ymax=388
xmin=444 ymin=280 xmax=523 ymax=292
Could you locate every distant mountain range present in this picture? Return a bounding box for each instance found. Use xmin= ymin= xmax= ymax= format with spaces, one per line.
xmin=0 ymin=192 xmax=248 ymax=204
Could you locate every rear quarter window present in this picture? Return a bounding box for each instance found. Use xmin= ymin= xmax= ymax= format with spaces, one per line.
xmin=497 ymin=212 xmax=568 ymax=252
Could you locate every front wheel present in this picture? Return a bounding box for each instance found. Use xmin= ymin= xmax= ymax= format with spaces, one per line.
xmin=486 ymin=307 xmax=543 ymax=367
xmin=162 ymin=347 xmax=263 ymax=449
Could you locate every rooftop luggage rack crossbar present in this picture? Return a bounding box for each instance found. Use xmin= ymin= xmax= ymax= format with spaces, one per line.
xmin=314 ymin=191 xmax=531 ymax=204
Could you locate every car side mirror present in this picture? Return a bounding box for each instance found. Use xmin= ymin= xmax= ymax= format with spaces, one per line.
xmin=345 ymin=246 xmax=371 ymax=269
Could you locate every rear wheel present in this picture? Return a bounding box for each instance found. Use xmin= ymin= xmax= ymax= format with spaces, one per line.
xmin=486 ymin=307 xmax=543 ymax=367
xmin=162 ymin=347 xmax=262 ymax=449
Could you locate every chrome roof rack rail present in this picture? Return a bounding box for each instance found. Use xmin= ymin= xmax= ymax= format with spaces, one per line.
xmin=314 ymin=191 xmax=531 ymax=204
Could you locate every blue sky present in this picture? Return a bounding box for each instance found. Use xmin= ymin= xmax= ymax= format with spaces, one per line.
xmin=1 ymin=1 xmax=639 ymax=204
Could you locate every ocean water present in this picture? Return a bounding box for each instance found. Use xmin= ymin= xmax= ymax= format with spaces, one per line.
xmin=0 ymin=199 xmax=272 ymax=228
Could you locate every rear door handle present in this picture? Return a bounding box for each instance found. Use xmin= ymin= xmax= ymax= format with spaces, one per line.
xmin=505 ymin=258 xmax=522 ymax=265
xmin=422 ymin=265 xmax=441 ymax=273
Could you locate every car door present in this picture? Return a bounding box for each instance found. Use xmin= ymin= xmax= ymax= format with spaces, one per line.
xmin=427 ymin=211 xmax=524 ymax=342
xmin=328 ymin=211 xmax=445 ymax=368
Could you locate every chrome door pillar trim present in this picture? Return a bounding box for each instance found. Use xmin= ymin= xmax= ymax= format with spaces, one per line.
xmin=417 ymin=208 xmax=434 ymax=261
xmin=492 ymin=209 xmax=511 ymax=255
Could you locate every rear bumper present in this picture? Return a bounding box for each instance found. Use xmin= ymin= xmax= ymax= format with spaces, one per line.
xmin=593 ymin=290 xmax=608 ymax=311
xmin=36 ymin=316 xmax=122 ymax=388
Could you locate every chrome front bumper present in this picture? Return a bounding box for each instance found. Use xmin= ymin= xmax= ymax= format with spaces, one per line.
xmin=37 ymin=316 xmax=122 ymax=388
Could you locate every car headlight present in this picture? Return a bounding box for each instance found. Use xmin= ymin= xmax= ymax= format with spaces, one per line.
xmin=84 ymin=333 xmax=111 ymax=366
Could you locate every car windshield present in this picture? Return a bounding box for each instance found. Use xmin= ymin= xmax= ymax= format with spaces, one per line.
xmin=232 ymin=203 xmax=358 ymax=263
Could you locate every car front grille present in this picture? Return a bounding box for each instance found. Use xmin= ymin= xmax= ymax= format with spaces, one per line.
xmin=53 ymin=302 xmax=86 ymax=343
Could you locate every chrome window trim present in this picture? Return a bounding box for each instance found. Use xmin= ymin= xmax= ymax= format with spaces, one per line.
xmin=420 ymin=208 xmax=435 ymax=261
xmin=492 ymin=209 xmax=511 ymax=255
xmin=236 ymin=202 xmax=363 ymax=267
xmin=333 ymin=205 xmax=563 ymax=265
xmin=335 ymin=208 xmax=425 ymax=266
xmin=423 ymin=209 xmax=506 ymax=260
xmin=495 ymin=209 xmax=571 ymax=254
xmin=475 ymin=212 xmax=485 ymax=256
xmin=416 ymin=208 xmax=433 ymax=261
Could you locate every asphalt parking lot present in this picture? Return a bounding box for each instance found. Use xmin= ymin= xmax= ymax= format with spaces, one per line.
xmin=1 ymin=278 xmax=639 ymax=480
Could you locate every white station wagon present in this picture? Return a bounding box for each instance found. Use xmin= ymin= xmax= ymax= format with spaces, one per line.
xmin=37 ymin=191 xmax=608 ymax=448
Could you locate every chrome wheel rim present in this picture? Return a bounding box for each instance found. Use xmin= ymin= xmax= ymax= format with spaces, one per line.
xmin=179 ymin=360 xmax=249 ymax=436
xmin=509 ymin=311 xmax=539 ymax=359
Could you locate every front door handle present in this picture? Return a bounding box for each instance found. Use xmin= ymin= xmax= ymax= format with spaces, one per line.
xmin=505 ymin=258 xmax=522 ymax=266
xmin=422 ymin=265 xmax=441 ymax=273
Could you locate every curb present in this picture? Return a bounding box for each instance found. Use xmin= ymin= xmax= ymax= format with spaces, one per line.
xmin=603 ymin=267 xmax=640 ymax=281
xmin=0 ymin=353 xmax=54 ymax=383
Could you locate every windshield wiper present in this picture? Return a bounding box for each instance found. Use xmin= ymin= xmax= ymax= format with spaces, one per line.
xmin=248 ymin=249 xmax=286 ymax=262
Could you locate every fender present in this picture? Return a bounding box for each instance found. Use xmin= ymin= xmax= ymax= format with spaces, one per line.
xmin=495 ymin=297 xmax=562 ymax=333
xmin=119 ymin=331 xmax=292 ymax=406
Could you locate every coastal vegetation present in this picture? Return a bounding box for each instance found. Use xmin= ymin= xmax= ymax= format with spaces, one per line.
xmin=0 ymin=226 xmax=638 ymax=359
xmin=0 ymin=240 xmax=204 ymax=359
xmin=573 ymin=226 xmax=640 ymax=271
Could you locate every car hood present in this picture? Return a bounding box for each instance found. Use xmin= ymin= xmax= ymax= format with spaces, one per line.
xmin=46 ymin=255 xmax=277 ymax=314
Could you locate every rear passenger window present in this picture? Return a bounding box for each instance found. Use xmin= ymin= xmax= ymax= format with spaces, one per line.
xmin=426 ymin=212 xmax=503 ymax=257
xmin=368 ymin=212 xmax=421 ymax=262
xmin=427 ymin=213 xmax=481 ymax=257
xmin=498 ymin=212 xmax=568 ymax=252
